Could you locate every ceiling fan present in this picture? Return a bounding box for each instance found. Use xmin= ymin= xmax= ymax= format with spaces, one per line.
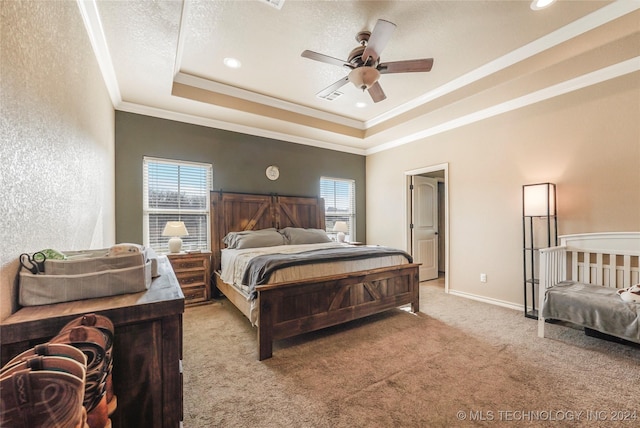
xmin=301 ymin=19 xmax=434 ymax=103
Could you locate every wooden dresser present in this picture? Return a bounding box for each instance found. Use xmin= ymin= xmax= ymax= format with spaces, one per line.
xmin=0 ymin=256 xmax=184 ymax=428
xmin=167 ymin=251 xmax=211 ymax=305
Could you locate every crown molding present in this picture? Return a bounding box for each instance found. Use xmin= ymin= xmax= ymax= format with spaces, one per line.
xmin=365 ymin=0 xmax=640 ymax=129
xmin=366 ymin=57 xmax=640 ymax=155
xmin=173 ymin=72 xmax=365 ymax=130
xmin=76 ymin=0 xmax=121 ymax=106
xmin=80 ymin=0 xmax=640 ymax=157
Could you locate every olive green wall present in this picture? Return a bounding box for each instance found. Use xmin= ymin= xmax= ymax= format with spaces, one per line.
xmin=115 ymin=111 xmax=366 ymax=245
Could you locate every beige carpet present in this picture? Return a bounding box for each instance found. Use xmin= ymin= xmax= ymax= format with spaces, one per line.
xmin=182 ymin=283 xmax=639 ymax=427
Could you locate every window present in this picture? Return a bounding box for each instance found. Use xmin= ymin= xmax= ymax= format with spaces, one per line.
xmin=320 ymin=177 xmax=356 ymax=241
xmin=143 ymin=157 xmax=213 ymax=253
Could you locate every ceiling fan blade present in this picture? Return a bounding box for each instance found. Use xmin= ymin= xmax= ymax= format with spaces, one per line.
xmin=361 ymin=19 xmax=396 ymax=65
xmin=317 ymin=76 xmax=350 ymax=98
xmin=378 ymin=58 xmax=434 ymax=74
xmin=367 ymin=81 xmax=387 ymax=103
xmin=301 ymin=50 xmax=353 ymax=69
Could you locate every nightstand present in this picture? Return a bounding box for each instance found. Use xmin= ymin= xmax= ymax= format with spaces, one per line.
xmin=167 ymin=251 xmax=211 ymax=306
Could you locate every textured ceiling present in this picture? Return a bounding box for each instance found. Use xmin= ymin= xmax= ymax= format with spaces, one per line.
xmin=91 ymin=0 xmax=639 ymax=154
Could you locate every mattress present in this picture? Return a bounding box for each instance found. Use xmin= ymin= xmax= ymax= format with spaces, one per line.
xmin=220 ymin=242 xmax=411 ymax=326
xmin=221 ymin=242 xmax=410 ymax=296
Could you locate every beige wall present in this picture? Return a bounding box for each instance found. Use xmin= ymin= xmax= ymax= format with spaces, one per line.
xmin=0 ymin=1 xmax=115 ymax=319
xmin=366 ymin=73 xmax=640 ymax=306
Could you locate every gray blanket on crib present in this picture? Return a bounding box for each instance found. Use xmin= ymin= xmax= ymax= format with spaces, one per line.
xmin=542 ymin=281 xmax=640 ymax=343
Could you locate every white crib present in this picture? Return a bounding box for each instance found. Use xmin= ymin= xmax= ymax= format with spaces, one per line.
xmin=538 ymin=232 xmax=640 ymax=343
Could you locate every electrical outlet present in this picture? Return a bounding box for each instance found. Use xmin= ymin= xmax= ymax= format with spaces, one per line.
xmin=480 ymin=273 xmax=487 ymax=283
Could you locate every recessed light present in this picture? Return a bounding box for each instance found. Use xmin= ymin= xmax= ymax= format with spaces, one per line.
xmin=356 ymin=102 xmax=367 ymax=108
xmin=530 ymin=0 xmax=556 ymax=11
xmin=223 ymin=57 xmax=241 ymax=69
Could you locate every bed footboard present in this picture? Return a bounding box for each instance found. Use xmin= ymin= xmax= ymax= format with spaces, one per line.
xmin=257 ymin=264 xmax=420 ymax=360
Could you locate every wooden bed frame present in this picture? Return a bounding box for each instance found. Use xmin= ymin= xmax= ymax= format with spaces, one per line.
xmin=210 ymin=191 xmax=420 ymax=360
xmin=538 ymin=232 xmax=640 ymax=342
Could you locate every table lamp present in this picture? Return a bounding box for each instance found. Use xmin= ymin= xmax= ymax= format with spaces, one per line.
xmin=163 ymin=221 xmax=189 ymax=253
xmin=333 ymin=221 xmax=348 ymax=243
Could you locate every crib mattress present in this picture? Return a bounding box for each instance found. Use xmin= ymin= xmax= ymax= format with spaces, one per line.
xmin=542 ymin=281 xmax=640 ymax=343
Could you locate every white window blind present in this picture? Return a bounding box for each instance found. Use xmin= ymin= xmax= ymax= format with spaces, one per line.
xmin=320 ymin=177 xmax=356 ymax=241
xmin=143 ymin=157 xmax=212 ymax=253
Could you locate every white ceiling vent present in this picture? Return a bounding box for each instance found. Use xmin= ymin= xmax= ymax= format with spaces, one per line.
xmin=259 ymin=0 xmax=285 ymax=10
xmin=318 ymin=91 xmax=343 ymax=101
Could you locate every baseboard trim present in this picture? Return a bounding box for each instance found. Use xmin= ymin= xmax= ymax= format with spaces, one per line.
xmin=447 ymin=290 xmax=523 ymax=312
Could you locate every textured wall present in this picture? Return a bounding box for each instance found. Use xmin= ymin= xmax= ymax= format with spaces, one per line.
xmin=0 ymin=1 xmax=115 ymax=318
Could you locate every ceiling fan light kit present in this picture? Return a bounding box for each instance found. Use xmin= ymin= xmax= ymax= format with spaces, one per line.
xmin=348 ymin=67 xmax=380 ymax=90
xmin=301 ymin=19 xmax=434 ymax=103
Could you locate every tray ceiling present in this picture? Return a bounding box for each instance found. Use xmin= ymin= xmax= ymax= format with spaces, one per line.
xmin=85 ymin=0 xmax=639 ymax=154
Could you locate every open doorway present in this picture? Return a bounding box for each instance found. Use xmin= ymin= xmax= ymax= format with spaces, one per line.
xmin=405 ymin=164 xmax=449 ymax=292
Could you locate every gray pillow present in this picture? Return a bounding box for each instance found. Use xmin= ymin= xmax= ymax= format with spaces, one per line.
xmin=280 ymin=227 xmax=331 ymax=245
xmin=223 ymin=228 xmax=285 ymax=249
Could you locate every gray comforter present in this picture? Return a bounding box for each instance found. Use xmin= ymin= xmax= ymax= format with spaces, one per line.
xmin=242 ymin=246 xmax=413 ymax=297
xmin=542 ymin=281 xmax=640 ymax=343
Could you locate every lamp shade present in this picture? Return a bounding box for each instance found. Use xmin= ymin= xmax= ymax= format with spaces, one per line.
xmin=333 ymin=221 xmax=348 ymax=233
xmin=523 ymin=183 xmax=556 ymax=217
xmin=162 ymin=221 xmax=189 ymax=237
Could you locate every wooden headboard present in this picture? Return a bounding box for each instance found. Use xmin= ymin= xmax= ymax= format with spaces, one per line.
xmin=209 ymin=191 xmax=325 ymax=271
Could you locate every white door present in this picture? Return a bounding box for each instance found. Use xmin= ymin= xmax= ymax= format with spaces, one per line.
xmin=411 ymin=176 xmax=438 ymax=281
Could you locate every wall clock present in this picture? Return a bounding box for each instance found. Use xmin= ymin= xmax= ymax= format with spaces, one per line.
xmin=266 ymin=165 xmax=280 ymax=181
